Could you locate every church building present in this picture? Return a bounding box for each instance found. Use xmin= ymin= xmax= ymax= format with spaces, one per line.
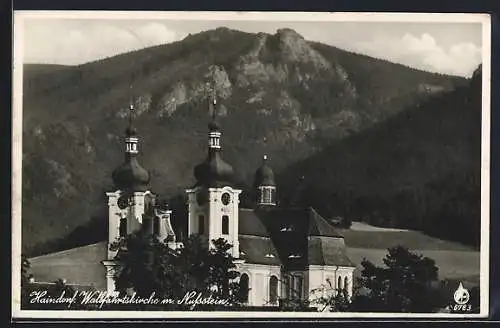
xmin=101 ymin=93 xmax=356 ymax=308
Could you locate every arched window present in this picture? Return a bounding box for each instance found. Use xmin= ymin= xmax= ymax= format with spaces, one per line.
xmin=287 ymin=274 xmax=304 ymax=300
xmin=344 ymin=277 xmax=349 ymax=295
xmin=222 ymin=215 xmax=229 ymax=235
xmin=269 ymin=275 xmax=278 ymax=305
xmin=295 ymin=275 xmax=304 ymax=300
xmin=238 ymin=274 xmax=250 ymax=303
xmin=337 ymin=276 xmax=343 ymax=293
xmin=198 ymin=215 xmax=205 ymax=235
xmin=119 ymin=217 xmax=127 ymax=237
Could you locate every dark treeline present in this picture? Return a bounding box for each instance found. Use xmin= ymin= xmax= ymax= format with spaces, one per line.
xmin=278 ymin=66 xmax=482 ymax=248
xmin=282 ymin=168 xmax=480 ymax=248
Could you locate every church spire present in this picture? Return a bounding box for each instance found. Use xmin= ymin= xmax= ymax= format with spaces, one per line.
xmin=124 ymin=103 xmax=139 ymax=157
xmin=210 ymin=82 xmax=217 ymax=122
xmin=111 ymin=98 xmax=150 ymax=192
xmin=208 ymin=83 xmax=221 ymax=152
xmin=193 ymin=79 xmax=234 ymax=188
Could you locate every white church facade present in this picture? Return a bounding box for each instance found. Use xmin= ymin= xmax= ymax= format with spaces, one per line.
xmin=99 ymin=91 xmax=356 ymax=309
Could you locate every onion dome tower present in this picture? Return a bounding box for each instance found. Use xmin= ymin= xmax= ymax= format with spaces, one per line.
xmin=186 ymin=83 xmax=241 ymax=258
xmin=103 ymin=103 xmax=153 ymax=293
xmin=193 ymin=92 xmax=234 ymax=188
xmin=111 ymin=104 xmax=150 ymax=192
xmin=253 ymin=155 xmax=277 ymax=206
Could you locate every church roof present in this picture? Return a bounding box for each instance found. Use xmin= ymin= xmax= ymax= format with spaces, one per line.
xmin=239 ymin=208 xmax=271 ymax=237
xmin=251 ymin=207 xmax=344 ymax=238
xmin=238 ymin=207 xmax=354 ymax=268
xmin=308 ymin=236 xmax=356 ymax=267
xmin=238 ymin=235 xmax=282 ymax=266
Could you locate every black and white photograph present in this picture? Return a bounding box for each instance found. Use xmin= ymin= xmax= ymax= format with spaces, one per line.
xmin=12 ymin=11 xmax=491 ymax=318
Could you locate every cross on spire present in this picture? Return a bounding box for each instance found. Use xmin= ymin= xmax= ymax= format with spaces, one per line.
xmin=207 ymin=65 xmax=223 ymax=122
xmin=212 ymin=87 xmax=217 ymax=122
xmin=124 ymin=83 xmax=138 ymax=139
xmin=127 ymin=83 xmax=136 ymax=133
xmin=128 ymin=103 xmax=134 ymax=128
xmin=207 ymin=80 xmax=218 ymax=122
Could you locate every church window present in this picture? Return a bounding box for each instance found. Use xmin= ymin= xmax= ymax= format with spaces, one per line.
xmin=269 ymin=275 xmax=279 ymax=305
xmin=222 ymin=215 xmax=229 ymax=234
xmin=263 ymin=188 xmax=271 ymax=204
xmin=238 ymin=274 xmax=250 ymax=303
xmin=284 ymin=276 xmax=290 ymax=300
xmin=288 ymin=274 xmax=304 ymax=300
xmin=119 ymin=217 xmax=127 ymax=237
xmin=344 ymin=276 xmax=349 ymax=295
xmin=337 ymin=276 xmax=343 ymax=293
xmin=153 ymin=216 xmax=160 ymax=236
xmin=198 ymin=215 xmax=205 ymax=234
xmin=295 ymin=275 xmax=303 ymax=300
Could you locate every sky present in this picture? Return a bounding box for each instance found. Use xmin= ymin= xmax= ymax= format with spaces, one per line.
xmin=19 ymin=13 xmax=485 ymax=77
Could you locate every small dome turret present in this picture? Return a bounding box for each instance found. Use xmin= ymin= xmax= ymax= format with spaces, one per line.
xmin=254 ymin=155 xmax=276 ymax=187
xmin=254 ymin=155 xmax=277 ymax=206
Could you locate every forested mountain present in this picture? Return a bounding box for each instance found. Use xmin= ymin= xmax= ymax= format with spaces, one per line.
xmin=277 ymin=66 xmax=482 ymax=247
xmin=21 ymin=27 xmax=473 ymax=255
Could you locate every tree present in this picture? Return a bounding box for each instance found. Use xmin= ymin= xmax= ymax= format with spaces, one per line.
xmin=21 ymin=254 xmax=31 ymax=286
xmin=311 ymin=279 xmax=351 ymax=312
xmin=203 ymin=238 xmax=241 ymax=304
xmin=110 ymin=231 xmax=180 ymax=300
xmin=110 ymin=231 xmax=241 ymax=310
xmin=351 ymin=245 xmax=441 ymax=312
xmin=20 ymin=254 xmax=33 ymax=309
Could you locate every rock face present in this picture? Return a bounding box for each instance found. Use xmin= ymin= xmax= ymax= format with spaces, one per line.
xmin=21 ymin=28 xmax=465 ymax=254
xmin=275 ymin=28 xmax=332 ymax=70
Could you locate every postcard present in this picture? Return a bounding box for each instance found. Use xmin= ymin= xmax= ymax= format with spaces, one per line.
xmin=11 ymin=11 xmax=491 ymax=319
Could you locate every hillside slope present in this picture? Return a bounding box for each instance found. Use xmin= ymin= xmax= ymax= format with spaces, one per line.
xmin=277 ymin=66 xmax=482 ymax=247
xmin=21 ymin=27 xmax=466 ymax=254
